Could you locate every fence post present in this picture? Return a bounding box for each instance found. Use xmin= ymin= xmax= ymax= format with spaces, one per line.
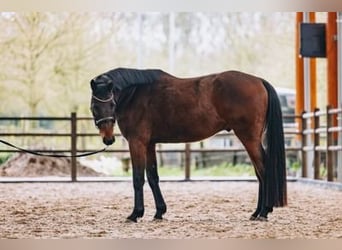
xmin=301 ymin=111 xmax=307 ymax=178
xmin=185 ymin=143 xmax=191 ymax=180
xmin=313 ymin=108 xmax=320 ymax=180
xmin=326 ymin=105 xmax=334 ymax=181
xmin=71 ymin=112 xmax=77 ymax=182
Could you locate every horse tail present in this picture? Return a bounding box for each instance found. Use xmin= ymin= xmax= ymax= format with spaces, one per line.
xmin=262 ymin=79 xmax=287 ymax=207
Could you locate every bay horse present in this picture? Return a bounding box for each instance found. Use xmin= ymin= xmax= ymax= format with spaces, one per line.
xmin=90 ymin=68 xmax=287 ymax=222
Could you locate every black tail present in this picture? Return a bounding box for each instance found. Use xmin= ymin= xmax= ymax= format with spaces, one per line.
xmin=262 ymin=80 xmax=287 ymax=207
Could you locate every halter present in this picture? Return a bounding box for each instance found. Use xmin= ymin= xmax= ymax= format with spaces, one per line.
xmin=94 ymin=116 xmax=115 ymax=126
xmin=92 ymin=93 xmax=115 ymax=103
xmin=92 ymin=93 xmax=116 ymax=126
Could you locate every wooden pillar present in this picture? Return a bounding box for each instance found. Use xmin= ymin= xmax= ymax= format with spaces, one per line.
xmin=326 ymin=12 xmax=338 ymax=133
xmin=313 ymin=108 xmax=320 ymax=179
xmin=337 ymin=12 xmax=342 ymax=183
xmin=309 ymin=12 xmax=317 ymax=111
xmin=299 ymin=12 xmax=317 ymax=178
xmin=71 ymin=112 xmax=77 ymax=182
xmin=295 ymin=13 xmax=304 ymax=129
xmin=326 ymin=105 xmax=334 ymax=181
xmin=184 ymin=143 xmax=191 ymax=180
xmin=301 ymin=111 xmax=308 ymax=178
xmin=296 ymin=12 xmax=317 ymax=113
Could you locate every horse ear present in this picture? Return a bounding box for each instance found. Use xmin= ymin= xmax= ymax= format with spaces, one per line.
xmin=102 ymin=74 xmax=113 ymax=90
xmin=90 ymin=79 xmax=96 ymax=92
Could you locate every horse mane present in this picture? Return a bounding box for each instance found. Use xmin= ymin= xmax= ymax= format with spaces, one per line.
xmin=105 ymin=68 xmax=164 ymax=91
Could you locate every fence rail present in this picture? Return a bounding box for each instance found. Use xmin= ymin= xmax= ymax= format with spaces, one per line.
xmin=1 ymin=111 xmax=340 ymax=182
xmin=301 ymin=106 xmax=342 ymax=182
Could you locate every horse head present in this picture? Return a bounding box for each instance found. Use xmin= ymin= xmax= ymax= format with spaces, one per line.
xmin=90 ymin=74 xmax=116 ymax=146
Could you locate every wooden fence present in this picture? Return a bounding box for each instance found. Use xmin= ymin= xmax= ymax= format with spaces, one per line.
xmin=301 ymin=106 xmax=342 ymax=182
xmin=0 ymin=110 xmax=341 ymax=182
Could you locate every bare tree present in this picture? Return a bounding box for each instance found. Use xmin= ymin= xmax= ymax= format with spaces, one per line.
xmin=0 ymin=13 xmax=116 ymax=117
xmin=0 ymin=12 xmax=72 ymax=119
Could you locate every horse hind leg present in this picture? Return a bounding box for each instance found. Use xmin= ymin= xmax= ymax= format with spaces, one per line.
xmin=247 ymin=142 xmax=267 ymax=220
xmin=234 ymin=130 xmax=271 ymax=221
xmin=248 ymin=146 xmax=274 ymax=221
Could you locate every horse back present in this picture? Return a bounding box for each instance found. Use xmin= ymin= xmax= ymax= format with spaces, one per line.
xmin=116 ymin=73 xmax=224 ymax=142
xmin=116 ymin=70 xmax=267 ymax=143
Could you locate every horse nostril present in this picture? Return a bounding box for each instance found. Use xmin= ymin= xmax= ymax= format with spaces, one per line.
xmin=102 ymin=136 xmax=115 ymax=145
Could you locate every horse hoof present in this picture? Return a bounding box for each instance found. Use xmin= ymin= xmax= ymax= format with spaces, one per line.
xmin=256 ymin=216 xmax=268 ymax=222
xmin=153 ymin=217 xmax=164 ymax=222
xmin=249 ymin=216 xmax=258 ymax=221
xmin=154 ymin=215 xmax=163 ymax=220
xmin=126 ymin=217 xmax=137 ymax=223
xmin=154 ymin=212 xmax=164 ymax=220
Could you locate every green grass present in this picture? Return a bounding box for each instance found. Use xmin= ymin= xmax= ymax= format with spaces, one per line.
xmin=0 ymin=153 xmax=12 ymax=166
xmin=191 ymin=163 xmax=254 ymax=177
xmin=108 ymin=160 xmax=302 ymax=178
xmin=108 ymin=162 xmax=255 ymax=177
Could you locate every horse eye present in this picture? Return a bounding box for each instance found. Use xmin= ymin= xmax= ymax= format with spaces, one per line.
xmin=91 ymin=106 xmax=99 ymax=115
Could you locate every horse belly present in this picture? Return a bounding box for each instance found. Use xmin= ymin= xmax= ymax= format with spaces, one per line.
xmin=152 ymin=111 xmax=225 ymax=143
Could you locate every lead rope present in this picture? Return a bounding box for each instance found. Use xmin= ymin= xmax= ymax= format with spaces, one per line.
xmin=0 ymin=139 xmax=107 ymax=158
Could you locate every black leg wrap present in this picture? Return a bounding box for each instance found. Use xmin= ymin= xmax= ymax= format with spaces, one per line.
xmin=154 ymin=204 xmax=167 ymax=220
xmin=127 ymin=208 xmax=144 ymax=223
xmin=258 ymin=206 xmax=273 ymax=221
xmin=250 ymin=206 xmax=272 ymax=221
xmin=250 ymin=206 xmax=262 ymax=220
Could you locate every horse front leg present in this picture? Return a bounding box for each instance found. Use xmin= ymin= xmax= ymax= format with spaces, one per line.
xmin=146 ymin=143 xmax=167 ymax=220
xmin=126 ymin=140 xmax=146 ymax=223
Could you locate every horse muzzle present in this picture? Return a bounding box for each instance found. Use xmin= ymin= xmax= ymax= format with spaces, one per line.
xmin=102 ymin=136 xmax=115 ymax=145
xmin=97 ymin=117 xmax=115 ymax=146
